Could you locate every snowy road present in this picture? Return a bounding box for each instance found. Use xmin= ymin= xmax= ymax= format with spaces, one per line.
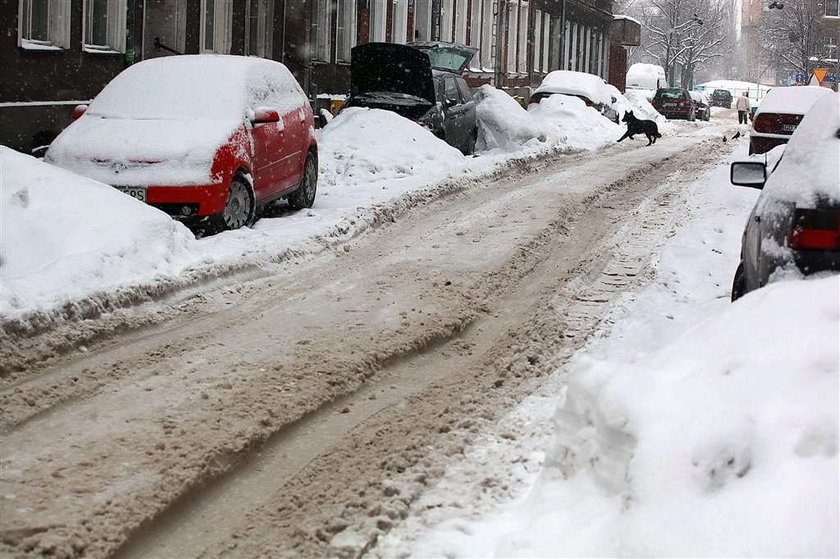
xmin=0 ymin=121 xmax=739 ymax=558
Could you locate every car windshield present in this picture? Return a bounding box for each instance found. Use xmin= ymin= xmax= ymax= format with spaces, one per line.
xmin=657 ymin=90 xmax=683 ymax=99
xmin=87 ymin=57 xmax=247 ymax=121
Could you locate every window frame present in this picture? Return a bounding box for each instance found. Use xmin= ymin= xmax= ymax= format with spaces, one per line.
xmin=246 ymin=0 xmax=274 ymax=58
xmin=825 ymin=0 xmax=839 ymax=17
xmin=200 ymin=0 xmax=233 ymax=54
xmin=18 ymin=0 xmax=70 ymax=50
xmin=83 ymin=0 xmax=127 ymax=53
xmin=336 ymin=0 xmax=357 ymax=62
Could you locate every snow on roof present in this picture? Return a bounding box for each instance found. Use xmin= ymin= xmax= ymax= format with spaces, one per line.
xmin=763 ymin=92 xmax=840 ymax=205
xmin=627 ymin=63 xmax=666 ymax=79
xmin=613 ymin=14 xmax=642 ymax=26
xmin=755 ymin=85 xmax=834 ymax=117
xmin=534 ymin=70 xmax=611 ymax=106
xmin=88 ymin=54 xmax=306 ymax=121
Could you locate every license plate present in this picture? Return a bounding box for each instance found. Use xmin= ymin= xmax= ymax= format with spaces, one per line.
xmin=114 ymin=186 xmax=147 ymax=202
xmin=781 ymin=123 xmax=797 ymax=133
xmin=664 ymin=103 xmax=676 ymax=107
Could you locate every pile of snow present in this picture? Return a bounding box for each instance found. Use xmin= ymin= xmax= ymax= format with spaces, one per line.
xmin=0 ymin=147 xmax=199 ymax=316
xmin=534 ymin=70 xmax=612 ymax=106
xmin=528 ymin=94 xmax=622 ymax=150
xmin=626 ymin=63 xmax=666 ymax=91
xmin=516 ymin=276 xmax=839 ymax=557
xmin=474 ymin=85 xmax=549 ymax=152
xmin=623 ymin=89 xmax=668 ymax=127
xmin=315 ymin=107 xmax=465 ymax=187
xmin=754 ymin=85 xmax=833 ymax=117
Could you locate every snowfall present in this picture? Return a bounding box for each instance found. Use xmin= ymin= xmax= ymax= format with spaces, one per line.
xmin=1 ymin=81 xmax=837 ymax=557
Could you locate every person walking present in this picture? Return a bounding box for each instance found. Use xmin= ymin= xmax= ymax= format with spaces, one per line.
xmin=736 ymin=92 xmax=751 ymax=125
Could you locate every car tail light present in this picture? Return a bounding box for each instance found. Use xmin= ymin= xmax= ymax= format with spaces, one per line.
xmin=678 ymin=100 xmax=691 ymax=108
xmin=753 ymin=113 xmax=803 ymax=134
xmin=787 ymin=208 xmax=840 ymax=250
xmin=528 ymin=95 xmax=539 ymax=106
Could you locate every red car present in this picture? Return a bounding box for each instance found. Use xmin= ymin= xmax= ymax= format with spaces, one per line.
xmin=47 ymin=55 xmax=317 ymax=231
xmin=749 ymin=85 xmax=833 ymax=155
xmin=651 ymin=88 xmax=696 ymax=121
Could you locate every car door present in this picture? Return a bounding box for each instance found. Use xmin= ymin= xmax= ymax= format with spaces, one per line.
xmin=247 ymin=79 xmax=286 ymax=201
xmin=442 ymin=76 xmax=471 ymax=150
xmin=455 ymin=77 xmax=477 ymax=139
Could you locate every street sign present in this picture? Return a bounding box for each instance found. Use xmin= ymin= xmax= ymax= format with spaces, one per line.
xmin=814 ymin=68 xmax=828 ymax=83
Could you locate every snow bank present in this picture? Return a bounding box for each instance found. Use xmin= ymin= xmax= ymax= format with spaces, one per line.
xmin=528 ymin=94 xmax=622 ymax=150
xmin=474 ymin=85 xmax=548 ymax=152
xmin=0 ymin=147 xmax=198 ymax=315
xmin=316 ymin=107 xmax=465 ymax=187
xmin=532 ymin=275 xmax=838 ymax=557
xmin=623 ymin=89 xmax=668 ymax=127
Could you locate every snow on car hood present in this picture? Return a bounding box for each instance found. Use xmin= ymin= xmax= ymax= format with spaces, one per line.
xmin=46 ymin=115 xmax=242 ymax=186
xmin=534 ymin=70 xmax=611 ymax=106
xmin=763 ymin=92 xmax=840 ymax=206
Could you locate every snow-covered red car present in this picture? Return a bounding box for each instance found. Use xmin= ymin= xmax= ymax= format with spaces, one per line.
xmin=529 ymin=70 xmax=619 ymax=123
xmin=749 ymin=85 xmax=833 ymax=155
xmin=46 ymin=55 xmax=317 ymax=231
xmin=730 ymin=92 xmax=840 ymax=300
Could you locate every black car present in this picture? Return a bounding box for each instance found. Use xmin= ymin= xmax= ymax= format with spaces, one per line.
xmin=729 ymin=93 xmax=840 ymax=301
xmin=343 ymin=42 xmax=479 ymax=155
xmin=710 ymin=89 xmax=733 ymax=108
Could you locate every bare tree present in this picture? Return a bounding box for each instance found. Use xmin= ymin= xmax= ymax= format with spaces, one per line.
xmin=639 ymin=0 xmax=733 ymax=86
xmin=759 ymin=0 xmax=829 ymax=79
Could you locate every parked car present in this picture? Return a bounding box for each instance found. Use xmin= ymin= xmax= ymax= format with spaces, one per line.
xmin=46 ymin=55 xmax=317 ymax=232
xmin=749 ymin=85 xmax=833 ymax=155
xmin=651 ymin=88 xmax=696 ymax=120
xmin=343 ymin=42 xmax=478 ymax=155
xmin=710 ymin=89 xmax=733 ymax=108
xmin=730 ymin=92 xmax=840 ymax=301
xmin=689 ymin=90 xmax=711 ymax=121
xmin=529 ymin=70 xmax=619 ymax=123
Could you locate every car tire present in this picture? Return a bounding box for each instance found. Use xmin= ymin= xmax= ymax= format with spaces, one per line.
xmin=288 ymin=151 xmax=318 ymax=210
xmin=731 ymin=262 xmax=747 ymax=302
xmin=219 ymin=175 xmax=256 ymax=231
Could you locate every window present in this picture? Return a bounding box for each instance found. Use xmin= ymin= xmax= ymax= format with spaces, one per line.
xmin=825 ymin=36 xmax=838 ymax=60
xmin=455 ymin=0 xmax=468 ymax=44
xmin=415 ymin=0 xmax=433 ymax=41
xmin=311 ymin=0 xmax=331 ymax=61
xmin=370 ymin=0 xmax=387 ymax=42
xmin=444 ymin=76 xmax=459 ymax=102
xmin=480 ymin=0 xmax=494 ymax=71
xmin=441 ymin=0 xmax=454 ymax=42
xmin=336 ymin=0 xmax=356 ymax=62
xmin=518 ymin=1 xmax=527 ymax=73
xmin=456 ymin=77 xmax=473 ymax=101
xmin=533 ymin=10 xmax=542 ymax=71
xmin=506 ymin=1 xmax=517 ymax=72
xmin=246 ymin=0 xmax=273 ymax=57
xmin=201 ymin=0 xmax=232 ymax=53
xmin=542 ymin=15 xmax=549 ymax=71
xmin=18 ymin=0 xmax=70 ymax=49
xmin=468 ymin=0 xmax=481 ymax=70
xmin=393 ymin=0 xmax=409 ymax=43
xmin=84 ymin=0 xmax=126 ymax=52
xmin=826 ymin=0 xmax=839 ymax=17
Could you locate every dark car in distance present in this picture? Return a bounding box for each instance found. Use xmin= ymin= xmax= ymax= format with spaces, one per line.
xmin=689 ymin=91 xmax=711 ymax=121
xmin=710 ymin=89 xmax=733 ymax=108
xmin=343 ymin=42 xmax=479 ymax=155
xmin=730 ymin=93 xmax=840 ymax=301
xmin=651 ymin=88 xmax=696 ymax=120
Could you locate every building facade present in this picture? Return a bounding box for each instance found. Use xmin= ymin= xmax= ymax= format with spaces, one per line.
xmin=2 ymin=0 xmax=636 ymax=152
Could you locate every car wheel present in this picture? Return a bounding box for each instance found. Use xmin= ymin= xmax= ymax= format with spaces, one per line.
xmin=221 ymin=176 xmax=256 ymax=230
xmin=288 ymin=151 xmax=318 ymax=210
xmin=731 ymin=262 xmax=747 ymax=302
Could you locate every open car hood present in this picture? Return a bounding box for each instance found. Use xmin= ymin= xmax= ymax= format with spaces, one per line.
xmin=350 ymin=43 xmax=436 ymax=104
xmin=409 ymin=42 xmax=478 ymax=75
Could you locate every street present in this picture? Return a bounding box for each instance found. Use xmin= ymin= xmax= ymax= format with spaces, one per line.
xmin=1 ymin=118 xmax=738 ymax=558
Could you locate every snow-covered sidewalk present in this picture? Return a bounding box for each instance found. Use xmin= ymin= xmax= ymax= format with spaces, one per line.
xmin=373 ymin=140 xmax=839 ymax=557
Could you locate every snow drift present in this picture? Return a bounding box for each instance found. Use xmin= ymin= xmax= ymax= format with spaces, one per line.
xmin=316 ymin=107 xmax=465 ymax=187
xmin=0 ymin=147 xmax=198 ymax=316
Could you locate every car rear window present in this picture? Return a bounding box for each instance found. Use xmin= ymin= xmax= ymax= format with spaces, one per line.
xmin=656 ymin=89 xmax=684 ymax=100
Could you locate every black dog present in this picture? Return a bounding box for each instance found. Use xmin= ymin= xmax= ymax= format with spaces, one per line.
xmin=617 ymin=111 xmax=662 ymax=146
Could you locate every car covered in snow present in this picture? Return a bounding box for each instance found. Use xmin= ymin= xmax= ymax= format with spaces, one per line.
xmin=343 ymin=42 xmax=479 ymax=155
xmin=46 ymin=55 xmax=318 ymax=231
xmin=748 ymin=85 xmax=833 ymax=155
xmin=529 ymin=70 xmax=619 ymax=123
xmin=689 ymin=90 xmax=711 ymax=121
xmin=651 ymin=88 xmax=696 ymax=120
xmin=729 ymin=92 xmax=840 ymax=300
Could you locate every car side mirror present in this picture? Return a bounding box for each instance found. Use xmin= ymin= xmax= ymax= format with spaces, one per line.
xmin=251 ymin=106 xmax=280 ymax=124
xmin=730 ymin=161 xmax=767 ymax=189
xmin=444 ymin=97 xmax=458 ymax=109
xmin=72 ymin=104 xmax=88 ymax=120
